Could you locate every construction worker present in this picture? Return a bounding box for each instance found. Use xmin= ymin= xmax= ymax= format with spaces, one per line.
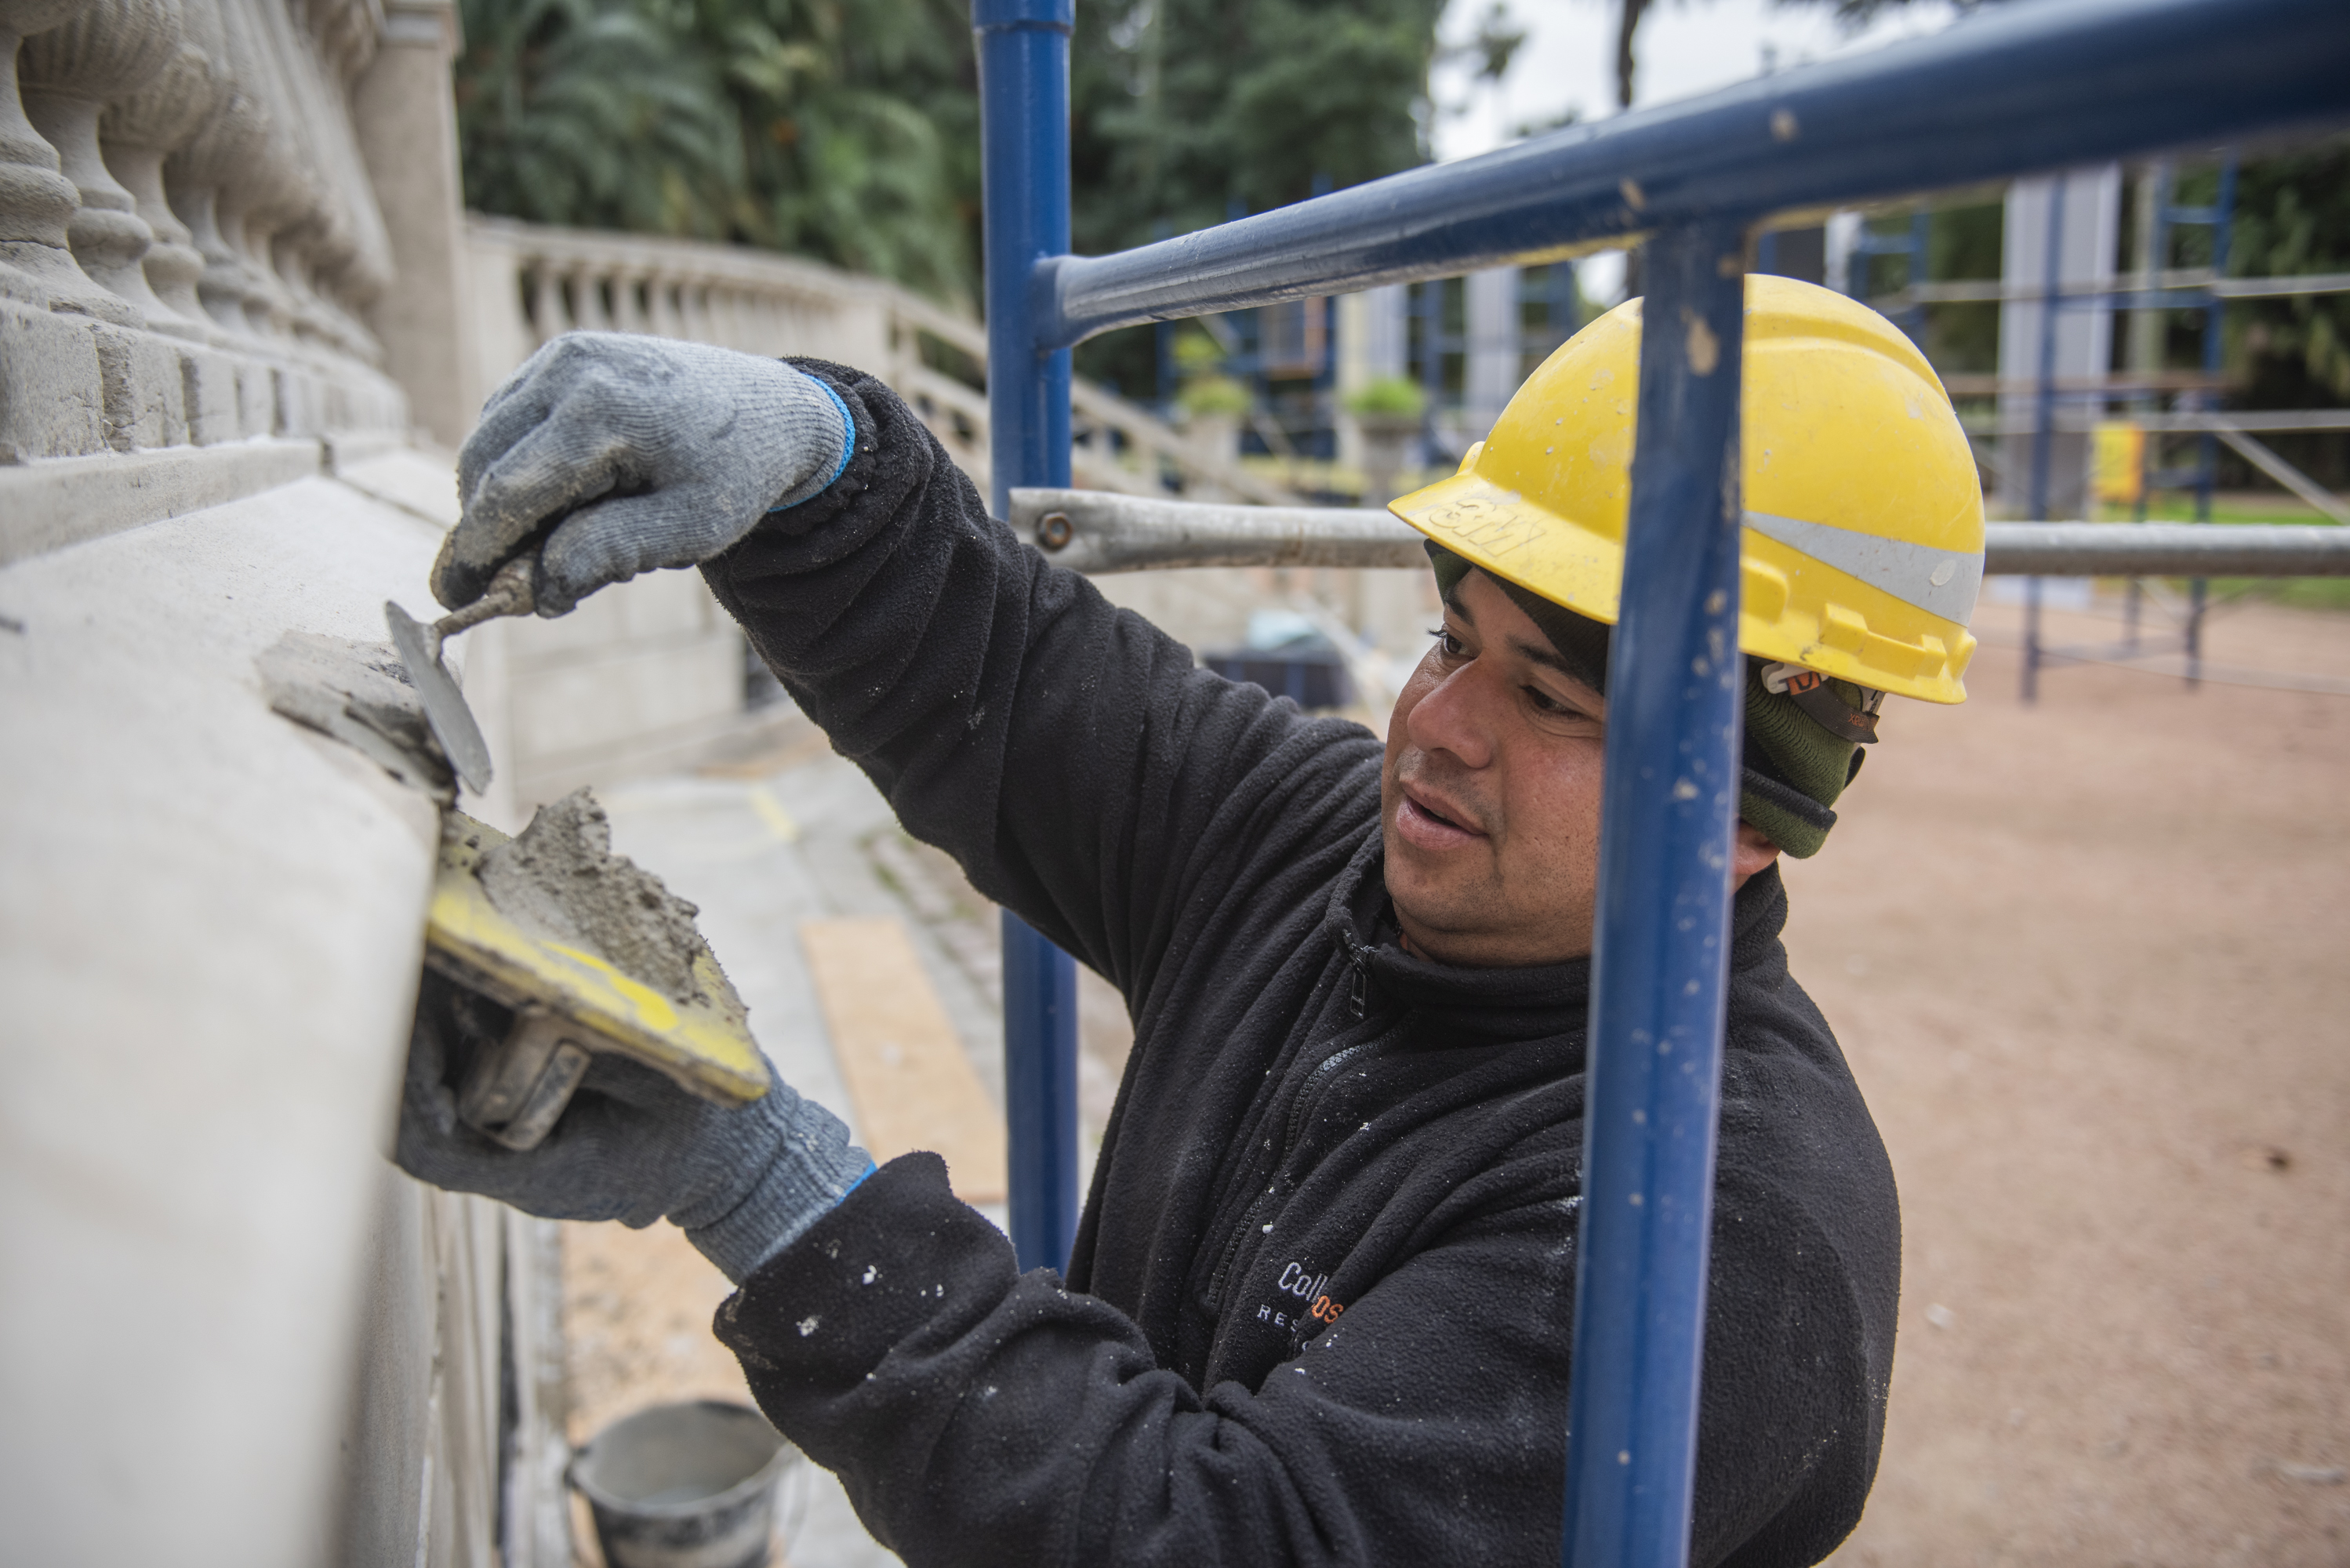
xmin=399 ymin=275 xmax=1981 ymax=1567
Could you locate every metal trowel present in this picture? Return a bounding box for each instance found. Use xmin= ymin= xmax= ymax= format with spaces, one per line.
xmin=386 ymin=552 xmax=537 ymax=794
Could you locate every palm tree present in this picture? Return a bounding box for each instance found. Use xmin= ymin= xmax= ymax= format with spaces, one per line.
xmin=456 ymin=0 xmax=743 ymax=238
xmin=456 ymin=0 xmax=978 ymax=301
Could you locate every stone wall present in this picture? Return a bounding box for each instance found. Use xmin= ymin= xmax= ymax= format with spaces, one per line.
xmin=0 ymin=6 xmax=564 ymax=1566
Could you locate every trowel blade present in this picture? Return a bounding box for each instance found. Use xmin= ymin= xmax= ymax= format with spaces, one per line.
xmin=387 ymin=601 xmax=494 ymax=795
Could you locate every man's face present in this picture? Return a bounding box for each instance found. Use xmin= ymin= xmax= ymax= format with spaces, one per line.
xmin=1380 ymin=569 xmax=1780 ymax=968
xmin=1381 ymin=571 xmax=1611 ymax=968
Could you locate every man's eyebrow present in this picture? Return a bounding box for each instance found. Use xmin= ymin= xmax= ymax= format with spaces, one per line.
xmin=1443 ymin=591 xmax=1602 ymax=702
xmin=1505 ymin=633 xmax=1604 ymax=699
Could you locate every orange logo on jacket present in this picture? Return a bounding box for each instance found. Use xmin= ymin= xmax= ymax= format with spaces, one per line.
xmin=1254 ymin=1261 xmax=1346 ymax=1331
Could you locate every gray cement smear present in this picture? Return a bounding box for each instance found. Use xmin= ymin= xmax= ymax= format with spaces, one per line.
xmin=477 ymin=789 xmax=707 ymax=1004
xmin=257 ymin=631 xmax=455 ymax=798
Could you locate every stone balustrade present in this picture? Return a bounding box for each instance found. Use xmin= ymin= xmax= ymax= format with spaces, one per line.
xmin=464 ymin=212 xmax=1294 ymax=508
xmin=1 ymin=0 xmax=407 ymax=463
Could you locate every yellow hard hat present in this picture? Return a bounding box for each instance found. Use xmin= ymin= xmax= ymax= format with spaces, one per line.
xmin=1389 ymin=274 xmax=1983 ymax=703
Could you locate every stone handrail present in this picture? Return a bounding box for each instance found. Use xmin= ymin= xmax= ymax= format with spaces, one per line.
xmin=1 ymin=0 xmax=410 ymax=467
xmin=463 ymin=212 xmax=1297 ymax=506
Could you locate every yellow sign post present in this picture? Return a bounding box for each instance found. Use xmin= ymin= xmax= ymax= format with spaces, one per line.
xmin=2093 ymin=421 xmax=2147 ymax=510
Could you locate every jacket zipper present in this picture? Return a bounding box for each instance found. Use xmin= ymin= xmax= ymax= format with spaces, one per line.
xmin=1206 ymin=944 xmax=1386 ymax=1313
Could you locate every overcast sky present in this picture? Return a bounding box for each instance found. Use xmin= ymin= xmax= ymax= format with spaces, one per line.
xmin=1428 ymin=0 xmax=1963 ymax=160
xmin=1426 ymin=0 xmax=1963 ymax=296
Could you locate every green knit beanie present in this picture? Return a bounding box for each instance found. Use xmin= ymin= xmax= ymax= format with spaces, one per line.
xmin=1425 ymin=543 xmax=1868 ymax=857
xmin=1738 ymin=664 xmax=1867 ymax=858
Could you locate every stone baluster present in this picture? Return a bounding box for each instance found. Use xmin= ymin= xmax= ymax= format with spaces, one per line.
xmin=308 ymin=249 xmax=386 ymax=363
xmin=646 ymin=273 xmax=683 ymax=339
xmin=570 ymin=262 xmax=611 ymax=331
xmin=275 ymin=213 xmax=367 ymax=360
xmin=527 ymin=260 xmax=565 ymax=346
xmin=251 ymin=0 xmax=390 ymax=361
xmin=165 ymin=0 xmax=278 ymax=338
xmin=20 ymin=0 xmax=186 ymax=327
xmin=220 ymin=0 xmax=319 ymax=342
xmin=100 ymin=21 xmax=223 ymax=334
xmin=610 ymin=267 xmax=646 ymax=333
xmin=303 ymin=0 xmax=380 ymax=85
xmin=188 ymin=0 xmax=343 ymax=346
xmin=677 ymin=277 xmax=711 ymax=343
xmin=0 ymin=0 xmax=137 ymax=320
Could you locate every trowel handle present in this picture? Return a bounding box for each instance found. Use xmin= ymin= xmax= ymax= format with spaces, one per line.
xmin=456 ymin=1004 xmax=594 ymax=1151
xmin=431 ymin=553 xmax=539 ymax=648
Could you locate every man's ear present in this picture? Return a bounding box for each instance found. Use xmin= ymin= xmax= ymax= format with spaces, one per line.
xmin=1731 ymin=822 xmax=1782 ymax=889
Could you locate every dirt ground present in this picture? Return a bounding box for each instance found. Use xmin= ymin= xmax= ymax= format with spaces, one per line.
xmin=564 ymin=585 xmax=2350 ymax=1566
xmin=1807 ymin=590 xmax=2350 ymax=1566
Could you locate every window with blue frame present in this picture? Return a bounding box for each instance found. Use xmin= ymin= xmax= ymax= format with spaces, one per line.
xmin=1517 ymin=263 xmax=1581 ymax=380
xmin=1407 ymin=276 xmax=1469 ymax=408
xmin=1258 ymin=297 xmax=1326 ymax=379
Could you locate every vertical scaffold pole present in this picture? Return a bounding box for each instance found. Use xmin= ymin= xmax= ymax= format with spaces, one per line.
xmin=2186 ymin=155 xmax=2237 ymax=691
xmin=2023 ymin=175 xmax=2068 ymax=706
xmin=975 ymin=0 xmax=1081 ymax=1274
xmin=1562 ymin=220 xmax=1748 ymax=1568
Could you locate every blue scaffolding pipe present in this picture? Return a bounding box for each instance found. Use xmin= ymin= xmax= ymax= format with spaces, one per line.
xmin=975 ymin=0 xmax=1081 ymax=1276
xmin=968 ymin=0 xmax=2350 ymax=1558
xmin=2021 ymin=175 xmax=2068 ymax=704
xmin=1036 ymin=0 xmax=2347 ymax=346
xmin=1560 ymin=220 xmax=1749 ymax=1564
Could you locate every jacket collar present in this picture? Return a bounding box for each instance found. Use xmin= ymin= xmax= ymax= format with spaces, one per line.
xmin=1324 ymin=833 xmax=1790 ymax=1044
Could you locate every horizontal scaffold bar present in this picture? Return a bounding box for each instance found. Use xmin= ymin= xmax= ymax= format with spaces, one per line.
xmin=1876 ymin=270 xmax=2350 ymax=309
xmin=1008 ymin=489 xmax=2350 ymax=578
xmin=1960 ymin=410 xmax=2350 ymax=436
xmin=1981 ymin=523 xmax=2350 ymax=576
xmin=1037 ymin=0 xmax=2350 ymax=347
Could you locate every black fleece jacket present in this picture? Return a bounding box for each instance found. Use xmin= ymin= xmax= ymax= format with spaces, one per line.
xmin=699 ymin=362 xmax=1901 ymax=1568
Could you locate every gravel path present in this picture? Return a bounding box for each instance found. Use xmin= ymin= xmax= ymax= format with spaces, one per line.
xmin=1811 ymin=593 xmax=2350 ymax=1566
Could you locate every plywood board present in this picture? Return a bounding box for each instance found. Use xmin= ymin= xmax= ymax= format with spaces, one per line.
xmin=798 ymin=916 xmax=1008 ymax=1204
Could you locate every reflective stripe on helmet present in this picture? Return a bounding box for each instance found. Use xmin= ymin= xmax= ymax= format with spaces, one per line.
xmin=1742 ymin=510 xmax=1984 ymax=627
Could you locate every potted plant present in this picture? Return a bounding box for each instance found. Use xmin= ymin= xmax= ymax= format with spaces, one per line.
xmin=1345 ymin=376 xmax=1428 ymax=503
xmin=1177 ymin=372 xmax=1252 ymax=463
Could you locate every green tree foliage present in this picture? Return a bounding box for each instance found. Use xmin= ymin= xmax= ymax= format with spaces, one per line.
xmin=1068 ymin=0 xmax=1449 ymax=259
xmin=455 ymin=0 xmax=743 ymax=238
xmin=688 ymin=0 xmax=979 ymax=299
xmin=455 ymin=0 xmax=977 ymax=301
xmin=2227 ymin=134 xmax=2350 ymax=405
xmin=1066 ymin=0 xmax=1448 ymax=393
xmin=456 ymin=0 xmax=1449 ymax=328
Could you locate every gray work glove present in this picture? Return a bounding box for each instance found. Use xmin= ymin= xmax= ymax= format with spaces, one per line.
xmin=438 ymin=332 xmax=853 ymax=615
xmin=396 ymin=973 xmax=874 ymax=1283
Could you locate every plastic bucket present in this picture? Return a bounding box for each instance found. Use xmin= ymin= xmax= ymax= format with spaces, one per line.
xmin=569 ymin=1399 xmax=799 ymax=1568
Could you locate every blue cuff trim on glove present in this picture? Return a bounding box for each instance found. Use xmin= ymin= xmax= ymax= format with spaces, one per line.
xmin=768 ymin=379 xmax=855 ymax=514
xmin=840 ymin=1159 xmax=878 ymax=1202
